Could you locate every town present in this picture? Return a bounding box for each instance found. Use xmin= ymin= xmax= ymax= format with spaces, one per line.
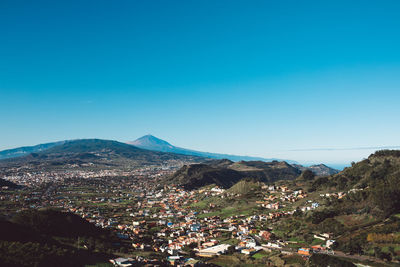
xmin=1 ymin=166 xmax=351 ymax=267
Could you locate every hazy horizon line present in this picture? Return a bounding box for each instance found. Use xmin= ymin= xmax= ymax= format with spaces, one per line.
xmin=289 ymin=146 xmax=400 ymax=152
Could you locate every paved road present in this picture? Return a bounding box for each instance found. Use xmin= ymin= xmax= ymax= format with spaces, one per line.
xmin=252 ymin=235 xmax=391 ymax=265
xmin=331 ymin=250 xmax=386 ymax=264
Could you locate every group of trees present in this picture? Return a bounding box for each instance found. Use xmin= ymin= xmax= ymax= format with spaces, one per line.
xmin=372 ymin=246 xmax=393 ymax=261
xmin=310 ymin=209 xmax=338 ymax=224
xmin=308 ymin=254 xmax=355 ymax=267
xmin=369 ymin=169 xmax=400 ymax=217
xmin=318 ymin=218 xmax=344 ymax=235
xmin=339 ymin=235 xmax=366 ymax=255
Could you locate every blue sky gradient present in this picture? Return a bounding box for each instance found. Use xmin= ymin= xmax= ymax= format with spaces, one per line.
xmin=1 ymin=0 xmax=400 ymax=166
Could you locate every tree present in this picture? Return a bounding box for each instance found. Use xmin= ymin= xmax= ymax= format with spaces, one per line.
xmin=301 ymin=170 xmax=315 ymax=181
xmin=310 ymin=209 xmax=337 ymax=224
xmin=293 ymin=207 xmax=303 ymax=217
xmin=373 ymin=246 xmax=381 ymax=258
xmin=370 ymin=175 xmax=400 ymax=217
xmin=346 ymin=238 xmax=363 ymax=255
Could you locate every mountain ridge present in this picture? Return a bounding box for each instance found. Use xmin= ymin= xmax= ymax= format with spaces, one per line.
xmin=0 ymin=136 xmax=339 ymax=174
xmin=0 ymin=141 xmax=66 ymax=160
xmin=128 ymin=134 xmax=297 ymax=163
xmin=292 ymin=163 xmax=339 ymax=176
xmin=166 ymin=159 xmax=302 ymax=189
xmin=0 ymin=139 xmax=205 ymax=170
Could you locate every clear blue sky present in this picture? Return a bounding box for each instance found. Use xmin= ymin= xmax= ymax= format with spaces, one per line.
xmin=1 ymin=0 xmax=400 ymax=166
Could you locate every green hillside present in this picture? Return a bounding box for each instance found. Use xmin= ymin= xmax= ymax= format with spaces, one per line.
xmin=272 ymin=150 xmax=400 ymax=263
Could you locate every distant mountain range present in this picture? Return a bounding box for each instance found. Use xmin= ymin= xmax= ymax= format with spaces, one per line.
xmin=0 ymin=135 xmax=339 ymax=176
xmin=0 ymin=141 xmax=65 ymax=160
xmin=0 ymin=139 xmax=204 ymax=170
xmin=128 ymin=134 xmax=296 ymax=163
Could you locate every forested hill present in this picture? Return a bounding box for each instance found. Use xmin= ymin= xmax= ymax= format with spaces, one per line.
xmin=311 ymin=150 xmax=400 ymax=217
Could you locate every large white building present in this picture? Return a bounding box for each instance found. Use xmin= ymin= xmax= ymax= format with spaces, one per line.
xmin=196 ymin=244 xmax=231 ymax=257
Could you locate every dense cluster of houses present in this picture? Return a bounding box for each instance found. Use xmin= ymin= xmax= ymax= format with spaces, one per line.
xmin=106 ymin=185 xmax=333 ymax=265
xmin=1 ymin=165 xmax=340 ymax=266
xmin=1 ymin=164 xmax=181 ymax=187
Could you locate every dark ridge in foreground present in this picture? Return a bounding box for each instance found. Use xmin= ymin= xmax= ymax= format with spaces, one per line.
xmin=0 ymin=209 xmax=115 ymax=267
xmin=0 ymin=178 xmax=21 ymax=189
